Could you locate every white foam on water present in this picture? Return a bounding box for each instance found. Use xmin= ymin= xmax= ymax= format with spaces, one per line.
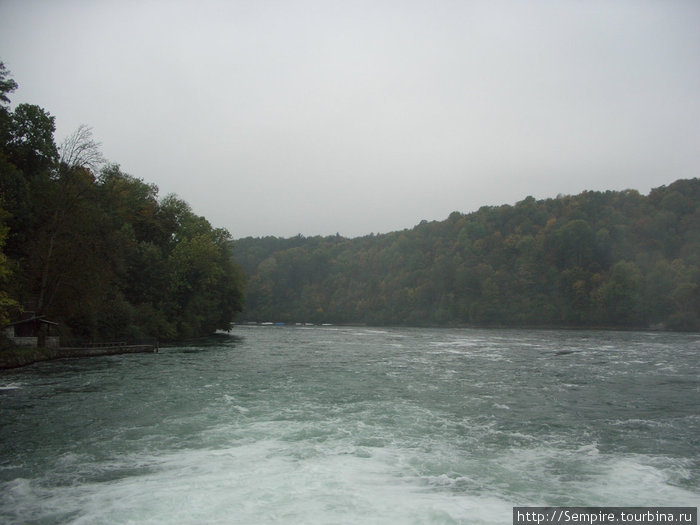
xmin=0 ymin=439 xmax=515 ymax=525
xmin=357 ymin=329 xmax=391 ymax=336
xmin=575 ymin=443 xmax=600 ymax=456
xmin=1 ymin=327 xmax=698 ymax=524
xmin=570 ymin=456 xmax=700 ymax=507
xmin=3 ymin=434 xmax=697 ymax=524
xmin=493 ymin=444 xmax=700 ymax=508
xmin=0 ymin=382 xmax=23 ymax=390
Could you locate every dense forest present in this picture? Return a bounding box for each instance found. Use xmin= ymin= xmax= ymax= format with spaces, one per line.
xmin=0 ymin=63 xmax=245 ymax=343
xmin=2 ymin=61 xmax=699 ymax=339
xmin=235 ymin=178 xmax=700 ymax=331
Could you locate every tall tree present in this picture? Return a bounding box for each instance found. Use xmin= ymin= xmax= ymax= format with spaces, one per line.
xmin=0 ymin=207 xmax=20 ymax=326
xmin=0 ymin=62 xmax=17 ymax=106
xmin=59 ymin=124 xmax=105 ymax=172
xmin=1 ymin=62 xmax=247 ymax=343
xmin=0 ymin=62 xmax=18 ymax=153
xmin=6 ymin=103 xmax=58 ymax=176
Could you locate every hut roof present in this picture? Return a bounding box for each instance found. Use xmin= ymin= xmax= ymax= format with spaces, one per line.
xmin=5 ymin=316 xmax=59 ymax=327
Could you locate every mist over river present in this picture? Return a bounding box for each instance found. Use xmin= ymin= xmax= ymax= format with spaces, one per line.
xmin=1 ymin=326 xmax=698 ymax=524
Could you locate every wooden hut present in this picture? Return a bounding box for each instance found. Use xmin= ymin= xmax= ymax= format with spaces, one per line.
xmin=4 ymin=316 xmax=60 ymax=348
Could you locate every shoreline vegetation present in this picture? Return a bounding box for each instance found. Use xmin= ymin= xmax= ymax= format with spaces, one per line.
xmin=235 ymin=178 xmax=700 ymax=332
xmin=2 ymin=61 xmax=700 ymax=353
xmin=0 ymin=62 xmax=246 ymax=345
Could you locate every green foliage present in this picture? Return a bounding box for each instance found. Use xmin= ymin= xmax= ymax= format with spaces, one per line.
xmin=236 ymin=181 xmax=700 ymax=331
xmin=0 ymin=63 xmax=245 ymax=342
xmin=7 ymin=103 xmax=58 ymax=175
xmin=0 ymin=207 xmax=20 ymax=326
xmin=0 ymin=62 xmax=18 ymax=106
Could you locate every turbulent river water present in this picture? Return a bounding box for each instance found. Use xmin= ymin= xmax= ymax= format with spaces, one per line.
xmin=0 ymin=326 xmax=698 ymax=524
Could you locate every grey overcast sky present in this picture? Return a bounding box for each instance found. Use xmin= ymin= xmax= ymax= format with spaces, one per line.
xmin=1 ymin=1 xmax=699 ymax=238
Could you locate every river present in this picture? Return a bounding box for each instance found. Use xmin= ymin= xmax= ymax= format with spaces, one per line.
xmin=1 ymin=326 xmax=698 ymax=524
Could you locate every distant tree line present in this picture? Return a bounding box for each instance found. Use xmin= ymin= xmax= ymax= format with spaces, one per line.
xmin=0 ymin=62 xmax=245 ymax=342
xmin=235 ymin=179 xmax=700 ymax=331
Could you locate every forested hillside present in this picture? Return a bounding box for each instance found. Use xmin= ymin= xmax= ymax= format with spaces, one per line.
xmin=0 ymin=63 xmax=245 ymax=342
xmin=235 ymin=179 xmax=700 ymax=331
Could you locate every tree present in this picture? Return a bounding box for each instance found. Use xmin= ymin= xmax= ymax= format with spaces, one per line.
xmin=0 ymin=62 xmax=18 ymax=153
xmin=0 ymin=62 xmax=17 ymax=106
xmin=26 ymin=166 xmax=103 ymax=316
xmin=0 ymin=207 xmax=20 ymax=326
xmin=98 ymin=165 xmax=162 ymax=244
xmin=235 ymin=179 xmax=700 ymax=330
xmin=548 ymin=219 xmax=596 ymax=269
xmin=6 ymin=103 xmax=58 ymax=175
xmin=0 ymin=64 xmax=247 ymax=342
xmin=166 ymin=206 xmax=245 ymax=338
xmin=59 ymin=124 xmax=105 ymax=172
xmin=599 ymin=261 xmax=645 ymax=326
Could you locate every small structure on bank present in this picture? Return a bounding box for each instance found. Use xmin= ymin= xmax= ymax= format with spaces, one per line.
xmin=1 ymin=316 xmax=158 ymax=369
xmin=4 ymin=316 xmax=60 ymax=348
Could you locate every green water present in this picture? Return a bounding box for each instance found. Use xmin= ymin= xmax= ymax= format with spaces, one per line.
xmin=1 ymin=326 xmax=698 ymax=524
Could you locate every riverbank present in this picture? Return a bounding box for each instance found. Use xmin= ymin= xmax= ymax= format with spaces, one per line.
xmin=0 ymin=344 xmax=157 ymax=370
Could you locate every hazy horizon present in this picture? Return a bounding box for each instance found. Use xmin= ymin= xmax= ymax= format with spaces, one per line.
xmin=233 ymin=177 xmax=689 ymax=240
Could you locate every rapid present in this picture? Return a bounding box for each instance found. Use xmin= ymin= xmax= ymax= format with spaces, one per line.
xmin=1 ymin=326 xmax=698 ymax=524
